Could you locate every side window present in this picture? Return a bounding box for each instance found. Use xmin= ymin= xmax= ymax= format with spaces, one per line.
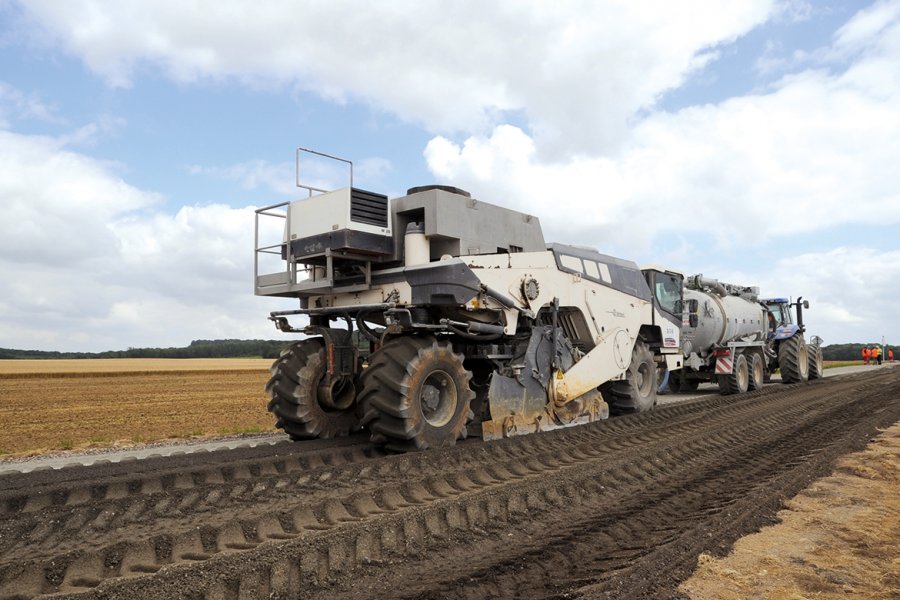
xmin=584 ymin=260 xmax=600 ymax=280
xmin=560 ymin=254 xmax=583 ymax=272
xmin=597 ymin=262 xmax=612 ymax=283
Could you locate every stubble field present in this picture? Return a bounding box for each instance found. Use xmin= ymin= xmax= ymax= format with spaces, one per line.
xmin=0 ymin=359 xmax=276 ymax=455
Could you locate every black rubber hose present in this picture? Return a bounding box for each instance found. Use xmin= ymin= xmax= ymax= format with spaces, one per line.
xmin=446 ymin=323 xmax=503 ymax=342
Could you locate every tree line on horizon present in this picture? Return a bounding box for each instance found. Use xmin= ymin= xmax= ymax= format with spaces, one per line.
xmin=0 ymin=339 xmax=294 ymax=360
xmin=821 ymin=342 xmax=893 ymax=361
xmin=0 ymin=339 xmax=891 ymax=362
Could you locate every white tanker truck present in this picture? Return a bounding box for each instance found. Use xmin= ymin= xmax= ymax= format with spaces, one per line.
xmin=666 ymin=274 xmax=823 ymax=395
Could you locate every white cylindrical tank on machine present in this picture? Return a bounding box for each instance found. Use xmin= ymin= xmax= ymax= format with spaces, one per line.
xmin=404 ymin=222 xmax=430 ymax=266
xmin=682 ymin=275 xmax=765 ymax=356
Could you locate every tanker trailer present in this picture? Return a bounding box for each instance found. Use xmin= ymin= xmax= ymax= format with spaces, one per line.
xmin=669 ymin=275 xmax=768 ymax=395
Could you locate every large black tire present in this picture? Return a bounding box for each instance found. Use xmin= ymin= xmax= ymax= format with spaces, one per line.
xmin=778 ymin=335 xmax=809 ymax=384
xmin=808 ymin=344 xmax=824 ymax=380
xmin=266 ymin=339 xmax=359 ymax=440
xmin=748 ymin=352 xmax=765 ymax=391
xmin=358 ymin=336 xmax=474 ymax=452
xmin=602 ymin=339 xmax=657 ymax=415
xmin=718 ymin=353 xmax=750 ymax=395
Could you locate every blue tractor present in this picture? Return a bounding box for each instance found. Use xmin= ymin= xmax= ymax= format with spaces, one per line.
xmin=761 ymin=296 xmax=823 ymax=383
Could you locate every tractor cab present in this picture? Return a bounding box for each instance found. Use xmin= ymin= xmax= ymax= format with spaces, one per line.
xmin=761 ymin=297 xmax=808 ymax=340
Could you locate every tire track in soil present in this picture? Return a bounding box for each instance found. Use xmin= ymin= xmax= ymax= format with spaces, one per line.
xmin=0 ymin=370 xmax=897 ymax=599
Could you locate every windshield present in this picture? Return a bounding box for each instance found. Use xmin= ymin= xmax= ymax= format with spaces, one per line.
xmin=767 ymin=303 xmax=792 ymax=327
xmin=654 ymin=273 xmax=682 ymax=315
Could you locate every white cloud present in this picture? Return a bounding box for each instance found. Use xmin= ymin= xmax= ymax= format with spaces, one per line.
xmin=4 ymin=0 xmax=898 ymax=353
xmin=188 ymin=160 xmax=298 ymax=196
xmin=0 ymin=127 xmax=294 ymax=352
xmin=188 ymin=155 xmax=394 ymax=197
xmin=424 ymin=3 xmax=900 ymax=252
xmin=0 ymin=129 xmax=161 ymax=265
xmin=17 ymin=0 xmax=777 ymax=155
xmin=760 ymin=247 xmax=900 ymax=345
xmin=0 ymin=81 xmax=59 ymax=127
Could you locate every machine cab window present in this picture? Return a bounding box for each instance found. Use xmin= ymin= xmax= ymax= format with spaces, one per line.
xmin=653 ymin=272 xmax=683 ymax=316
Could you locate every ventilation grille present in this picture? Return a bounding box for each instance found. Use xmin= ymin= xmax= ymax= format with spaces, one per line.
xmin=538 ymin=307 xmax=593 ymax=350
xmin=350 ymin=188 xmax=389 ymax=228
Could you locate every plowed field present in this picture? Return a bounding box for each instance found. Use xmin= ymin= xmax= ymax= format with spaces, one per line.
xmin=0 ymin=360 xmax=274 ymax=455
xmin=0 ymin=367 xmax=897 ymax=599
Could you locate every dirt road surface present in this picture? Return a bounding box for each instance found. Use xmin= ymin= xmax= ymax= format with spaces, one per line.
xmin=1 ymin=368 xmax=898 ymax=599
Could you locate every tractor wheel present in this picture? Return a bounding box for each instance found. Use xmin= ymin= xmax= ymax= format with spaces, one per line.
xmin=748 ymin=353 xmax=765 ymax=391
xmin=602 ymin=339 xmax=657 ymax=415
xmin=718 ymin=353 xmax=750 ymax=395
xmin=778 ymin=335 xmax=809 ymax=384
xmin=358 ymin=336 xmax=474 ymax=452
xmin=808 ymin=344 xmax=824 ymax=380
xmin=266 ymin=339 xmax=359 ymax=440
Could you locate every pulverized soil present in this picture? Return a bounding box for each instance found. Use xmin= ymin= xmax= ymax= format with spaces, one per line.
xmin=0 ymin=367 xmax=897 ymax=599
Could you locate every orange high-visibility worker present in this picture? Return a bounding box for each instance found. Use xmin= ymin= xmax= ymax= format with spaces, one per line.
xmin=890 ymin=348 xmax=894 ymax=362
xmin=862 ymin=347 xmax=870 ymax=365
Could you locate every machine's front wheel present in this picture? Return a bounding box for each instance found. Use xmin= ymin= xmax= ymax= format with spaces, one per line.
xmin=266 ymin=339 xmax=359 ymax=440
xmin=359 ymin=336 xmax=474 ymax=452
xmin=779 ymin=335 xmax=809 ymax=383
xmin=602 ymin=339 xmax=657 ymax=414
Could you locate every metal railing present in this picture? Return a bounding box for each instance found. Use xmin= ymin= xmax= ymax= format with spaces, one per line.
xmin=295 ymin=146 xmax=353 ymax=196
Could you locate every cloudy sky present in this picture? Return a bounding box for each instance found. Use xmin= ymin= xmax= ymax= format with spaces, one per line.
xmin=0 ymin=0 xmax=898 ymax=352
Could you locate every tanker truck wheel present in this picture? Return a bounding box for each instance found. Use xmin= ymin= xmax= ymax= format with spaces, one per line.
xmin=718 ymin=353 xmax=749 ymax=395
xmin=266 ymin=339 xmax=360 ymax=440
xmin=602 ymin=339 xmax=657 ymax=415
xmin=778 ymin=335 xmax=809 ymax=384
xmin=748 ymin=353 xmax=765 ymax=391
xmin=808 ymin=344 xmax=824 ymax=380
xmin=358 ymin=335 xmax=474 ymax=452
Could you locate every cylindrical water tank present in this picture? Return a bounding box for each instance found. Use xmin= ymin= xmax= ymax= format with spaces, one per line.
xmin=404 ymin=222 xmax=429 ymax=267
xmin=683 ymin=288 xmax=765 ymax=353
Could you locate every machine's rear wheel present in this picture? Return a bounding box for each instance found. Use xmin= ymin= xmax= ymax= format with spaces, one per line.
xmin=602 ymin=339 xmax=657 ymax=414
xmin=748 ymin=352 xmax=765 ymax=391
xmin=266 ymin=339 xmax=359 ymax=440
xmin=778 ymin=335 xmax=809 ymax=383
xmin=807 ymin=344 xmax=824 ymax=380
xmin=358 ymin=336 xmax=474 ymax=452
xmin=718 ymin=353 xmax=749 ymax=395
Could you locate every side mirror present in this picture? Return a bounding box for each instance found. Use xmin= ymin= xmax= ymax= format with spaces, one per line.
xmin=688 ymin=299 xmax=699 ymax=314
xmin=803 ymin=300 xmax=809 ymax=309
xmin=689 ymin=314 xmax=699 ymax=328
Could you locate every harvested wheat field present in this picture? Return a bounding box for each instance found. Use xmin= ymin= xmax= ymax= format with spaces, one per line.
xmin=0 ymin=359 xmax=276 ymax=455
